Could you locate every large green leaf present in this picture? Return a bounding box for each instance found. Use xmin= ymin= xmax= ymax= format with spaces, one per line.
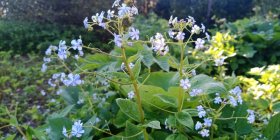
xmin=116 ymin=98 xmax=141 ymax=122
xmin=154 ymin=94 xmax=178 ymax=108
xmin=264 ymin=113 xmax=280 ymax=139
xmin=140 ymin=72 xmax=179 ymax=91
xmin=125 ymin=121 xmax=143 ymax=140
xmin=79 ymin=53 xmax=113 ymax=70
xmin=140 ymin=48 xmax=154 ymax=68
xmin=154 ymin=56 xmax=169 ymax=72
xmin=190 ymin=74 xmax=227 ymax=94
xmin=175 ymin=110 xmax=194 ymax=130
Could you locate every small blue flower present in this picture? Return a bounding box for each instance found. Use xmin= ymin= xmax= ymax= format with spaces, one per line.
xmin=189 ymin=88 xmax=203 ymax=97
xmin=118 ymin=4 xmax=131 ymax=18
xmin=197 ymin=105 xmax=206 ymax=118
xmin=62 ymin=73 xmax=83 ymax=87
xmin=57 ymin=40 xmax=68 ymax=60
xmin=107 ymin=10 xmax=115 ymax=19
xmin=83 ymin=17 xmax=89 ymax=29
xmin=180 ymin=78 xmax=191 ymax=90
xmin=247 ymin=109 xmax=255 ymax=124
xmin=191 ymin=25 xmax=200 ymax=34
xmin=129 ymin=27 xmax=140 ymax=40
xmin=175 ymin=32 xmax=185 ymax=41
xmin=112 ymin=0 xmax=121 ymax=8
xmin=71 ymin=120 xmax=84 ymax=138
xmin=199 ymin=129 xmax=209 ymax=137
xmin=214 ymin=57 xmax=225 ymax=66
xmin=195 ymin=38 xmax=205 ymax=50
xmin=203 ymin=118 xmax=212 ymax=127
xmin=195 ymin=121 xmax=202 ymax=130
xmin=113 ymin=33 xmax=122 ymax=47
xmin=128 ymin=91 xmax=135 ymax=99
xmin=71 ymin=39 xmax=83 ymax=51
xmin=41 ymin=63 xmax=48 ymax=72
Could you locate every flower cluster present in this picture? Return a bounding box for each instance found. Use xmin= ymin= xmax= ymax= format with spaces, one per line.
xmin=195 ymin=38 xmax=205 ymax=50
xmin=83 ymin=0 xmax=138 ymax=30
xmin=228 ymin=86 xmax=243 ymax=107
xmin=196 ymin=105 xmax=212 ymax=137
xmin=189 ymin=88 xmax=203 ymax=97
xmin=42 ymin=39 xmax=84 ymax=72
xmin=48 ymin=72 xmax=84 ymax=87
xmin=214 ymin=57 xmax=226 ymax=66
xmin=195 ymin=118 xmax=212 ymax=137
xmin=213 ymin=86 xmax=243 ymax=107
xmin=247 ymin=109 xmax=255 ymax=124
xmin=150 ymin=33 xmax=169 ymax=56
xmin=63 ymin=120 xmax=85 ymax=138
xmin=180 ymin=78 xmax=191 ymax=90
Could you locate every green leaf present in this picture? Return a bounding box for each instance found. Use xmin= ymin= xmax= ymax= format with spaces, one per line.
xmin=237 ymin=44 xmax=257 ymax=58
xmin=140 ymin=49 xmax=154 ymax=68
xmin=49 ymin=105 xmax=74 ymax=119
xmin=60 ymin=87 xmax=80 ymax=105
xmin=154 ymin=56 xmax=169 ymax=72
xmin=190 ymin=74 xmax=227 ymax=94
xmin=132 ymin=58 xmax=141 ymax=79
xmin=48 ymin=117 xmax=72 ymax=140
xmin=128 ymin=53 xmax=140 ymax=63
xmin=141 ymin=72 xmax=179 ymax=91
xmin=5 ymin=134 xmax=16 ymax=140
xmin=273 ymin=102 xmax=280 ymax=112
xmin=166 ymin=134 xmax=188 ymax=140
xmin=116 ymin=98 xmax=141 ymax=122
xmin=114 ymin=110 xmax=130 ymax=128
xmin=264 ymin=113 xmax=280 ymax=139
xmin=154 ymin=94 xmax=178 ymax=108
xmin=144 ymin=120 xmax=161 ymax=129
xmin=175 ymin=110 xmax=194 ymax=130
xmin=80 ymin=53 xmax=112 ymax=70
xmin=125 ymin=121 xmax=143 ymax=140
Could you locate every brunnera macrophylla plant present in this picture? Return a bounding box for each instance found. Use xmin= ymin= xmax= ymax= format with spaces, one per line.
xmin=41 ymin=0 xmax=260 ymax=139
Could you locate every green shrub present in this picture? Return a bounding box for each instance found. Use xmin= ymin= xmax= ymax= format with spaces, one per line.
xmin=0 ymin=20 xmax=112 ymax=55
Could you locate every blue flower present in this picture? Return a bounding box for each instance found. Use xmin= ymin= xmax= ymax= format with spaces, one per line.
xmin=107 ymin=10 xmax=115 ymax=19
xmin=191 ymin=25 xmax=200 ymax=34
xmin=71 ymin=39 xmax=83 ymax=51
xmin=129 ymin=27 xmax=140 ymax=40
xmin=57 ymin=40 xmax=68 ymax=60
xmin=83 ymin=17 xmax=89 ymax=29
xmin=113 ymin=33 xmax=122 ymax=47
xmin=62 ymin=73 xmax=83 ymax=87
xmin=118 ymin=4 xmax=131 ymax=18
xmin=199 ymin=129 xmax=209 ymax=137
xmin=195 ymin=38 xmax=205 ymax=50
xmin=175 ymin=32 xmax=185 ymax=41
xmin=62 ymin=126 xmax=70 ymax=138
xmin=180 ymin=78 xmax=191 ymax=90
xmin=128 ymin=91 xmax=135 ymax=99
xmin=112 ymin=0 xmax=121 ymax=8
xmin=195 ymin=121 xmax=202 ymax=130
xmin=247 ymin=109 xmax=255 ymax=124
xmin=197 ymin=105 xmax=206 ymax=118
xmin=189 ymin=88 xmax=203 ymax=97
xmin=214 ymin=93 xmax=222 ymax=104
xmin=203 ymin=118 xmax=212 ymax=127
xmin=71 ymin=120 xmax=85 ymax=138
xmin=214 ymin=57 xmax=225 ymax=66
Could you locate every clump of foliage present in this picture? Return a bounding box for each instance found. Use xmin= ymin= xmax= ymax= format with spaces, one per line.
xmin=0 ymin=20 xmax=112 ymax=54
xmin=1 ymin=1 xmax=280 ymax=140
xmin=220 ymin=16 xmax=280 ymax=74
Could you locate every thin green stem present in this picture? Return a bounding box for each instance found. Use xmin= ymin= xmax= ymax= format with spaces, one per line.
xmin=121 ymin=47 xmax=149 ymax=140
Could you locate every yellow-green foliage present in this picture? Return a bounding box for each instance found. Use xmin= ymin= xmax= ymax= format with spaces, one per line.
xmin=206 ymin=32 xmax=236 ymax=59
